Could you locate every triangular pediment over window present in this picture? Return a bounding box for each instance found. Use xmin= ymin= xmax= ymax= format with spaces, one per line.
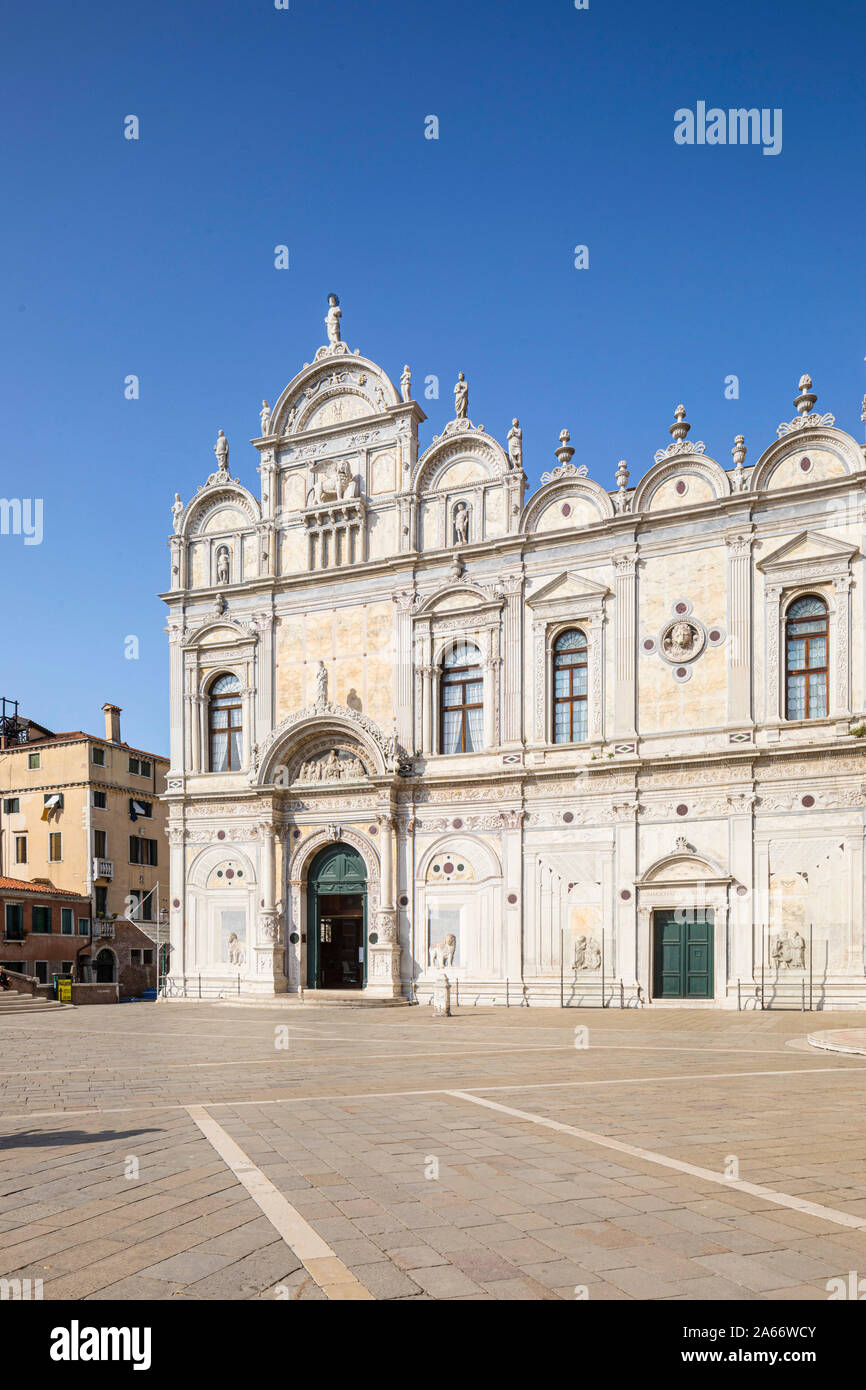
xmin=526 ymin=571 xmax=611 ymax=609
xmin=757 ymin=530 xmax=858 ymax=576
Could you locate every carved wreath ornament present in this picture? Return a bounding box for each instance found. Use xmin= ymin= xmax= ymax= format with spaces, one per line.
xmin=640 ymin=600 xmax=726 ymax=683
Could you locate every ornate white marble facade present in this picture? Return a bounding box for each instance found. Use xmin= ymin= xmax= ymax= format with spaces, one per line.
xmin=161 ymin=310 xmax=866 ymax=1007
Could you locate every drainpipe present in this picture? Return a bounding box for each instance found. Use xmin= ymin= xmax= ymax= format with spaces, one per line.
xmin=77 ymin=784 xmax=95 ymax=981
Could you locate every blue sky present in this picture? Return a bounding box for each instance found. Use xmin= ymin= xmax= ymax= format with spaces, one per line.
xmin=2 ymin=0 xmax=864 ymax=755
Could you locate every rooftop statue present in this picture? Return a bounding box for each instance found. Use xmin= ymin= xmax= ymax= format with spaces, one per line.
xmin=325 ymin=293 xmax=342 ymax=345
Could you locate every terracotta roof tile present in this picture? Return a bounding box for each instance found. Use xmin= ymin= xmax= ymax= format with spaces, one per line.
xmin=0 ymin=876 xmax=90 ymax=902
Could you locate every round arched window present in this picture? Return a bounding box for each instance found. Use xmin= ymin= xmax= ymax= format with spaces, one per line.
xmin=208 ymin=673 xmax=243 ymax=771
xmin=440 ymin=643 xmax=483 ymax=753
xmin=552 ymin=629 xmax=588 ymax=744
xmin=785 ymin=596 xmax=828 ymax=721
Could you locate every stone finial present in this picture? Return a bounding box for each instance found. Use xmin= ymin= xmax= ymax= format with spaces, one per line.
xmin=554 ymin=428 xmax=575 ymax=466
xmin=860 ymin=393 xmax=866 ymax=427
xmin=794 ymin=374 xmax=817 ymax=415
xmin=731 ymin=435 xmax=747 ymax=491
xmin=260 ymin=400 xmax=271 ymax=435
xmin=614 ymin=460 xmax=630 ymax=514
xmin=669 ymin=404 xmax=690 ymax=442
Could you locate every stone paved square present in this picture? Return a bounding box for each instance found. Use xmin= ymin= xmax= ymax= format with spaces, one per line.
xmin=2 ymin=1001 xmax=866 ymax=1301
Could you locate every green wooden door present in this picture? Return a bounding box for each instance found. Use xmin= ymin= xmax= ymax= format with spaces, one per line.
xmin=307 ymin=845 xmax=367 ymax=989
xmin=652 ymin=909 xmax=714 ymax=999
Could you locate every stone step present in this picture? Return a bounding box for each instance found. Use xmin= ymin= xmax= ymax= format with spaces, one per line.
xmin=0 ymin=995 xmax=68 ymax=1016
xmin=299 ymin=990 xmax=410 ymax=1008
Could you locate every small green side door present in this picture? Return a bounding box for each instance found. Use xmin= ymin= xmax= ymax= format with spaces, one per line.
xmin=652 ymin=909 xmax=713 ymax=999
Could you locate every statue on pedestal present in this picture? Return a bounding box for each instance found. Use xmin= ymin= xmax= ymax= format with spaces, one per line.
xmin=507 ymin=418 xmax=522 ymax=471
xmin=214 ymin=430 xmax=229 ymax=472
xmin=453 ymin=372 xmax=469 ymax=419
xmin=325 ymin=293 xmax=342 ymax=345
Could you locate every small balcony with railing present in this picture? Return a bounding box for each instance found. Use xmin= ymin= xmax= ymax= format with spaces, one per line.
xmin=92 ymin=858 xmax=113 ymax=882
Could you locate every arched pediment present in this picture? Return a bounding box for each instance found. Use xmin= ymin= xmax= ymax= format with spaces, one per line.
xmin=266 ymin=350 xmax=401 ymax=438
xmin=416 ymin=583 xmax=498 ymax=617
xmin=630 ymin=454 xmax=729 ymax=515
xmin=417 ymin=833 xmax=502 ymax=884
xmin=639 ymin=848 xmax=728 ymax=884
xmin=188 ymin=843 xmax=257 ymax=890
xmin=181 ymin=483 xmax=261 ymax=538
xmin=414 ymin=421 xmax=510 ymax=496
xmin=253 ymin=700 xmax=399 ymax=786
xmin=186 ymin=618 xmax=256 ymax=652
xmin=521 ymin=477 xmax=615 ymax=534
xmin=748 ymin=425 xmax=864 ymax=494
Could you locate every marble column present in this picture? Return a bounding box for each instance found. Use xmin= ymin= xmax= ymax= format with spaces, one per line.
xmin=421 ymin=666 xmax=433 ymax=753
xmin=613 ymin=800 xmax=639 ymax=997
xmin=726 ymin=534 xmax=753 ymax=727
xmin=613 ymin=554 xmax=637 ymax=737
xmin=728 ymin=792 xmax=756 ymax=990
xmin=368 ymin=813 xmax=402 ymax=997
xmin=393 ymin=592 xmax=416 ymax=751
xmin=167 ymin=826 xmax=186 ymax=986
xmin=252 ymin=821 xmax=287 ymax=995
xmin=501 ymin=576 xmax=524 ymax=744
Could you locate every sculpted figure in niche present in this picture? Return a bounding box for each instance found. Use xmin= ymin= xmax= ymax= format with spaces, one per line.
xmin=772 ymin=931 xmax=806 ymax=969
xmin=430 ymin=933 xmax=456 ymax=969
xmin=507 ymin=418 xmax=523 ymax=470
xmin=216 ymin=546 xmax=231 ymax=585
xmin=226 ymin=933 xmax=245 ymax=967
xmin=453 ymin=501 xmax=470 ymax=545
xmin=574 ymin=936 xmax=601 ymax=971
xmin=663 ymin=620 xmax=699 ymax=661
xmin=314 ymin=660 xmax=328 ymax=707
xmin=312 ymin=459 xmax=358 ymax=505
xmin=325 ymin=293 xmax=342 ymax=344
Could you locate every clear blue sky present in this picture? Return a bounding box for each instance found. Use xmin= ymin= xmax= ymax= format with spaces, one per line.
xmin=3 ymin=0 xmax=864 ymax=756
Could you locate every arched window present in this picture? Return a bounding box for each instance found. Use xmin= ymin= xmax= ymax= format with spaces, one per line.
xmin=785 ymin=596 xmax=828 ymax=720
xmin=553 ymin=629 xmax=588 ymax=743
xmin=440 ymin=643 xmax=483 ymax=754
xmin=208 ymin=673 xmax=243 ymax=771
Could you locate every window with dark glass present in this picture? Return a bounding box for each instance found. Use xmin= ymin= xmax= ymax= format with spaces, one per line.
xmin=785 ymin=595 xmax=828 ymax=720
xmin=440 ymin=643 xmax=483 ymax=754
xmin=5 ymin=904 xmax=23 ymax=940
xmin=553 ymin=629 xmax=588 ymax=743
xmin=208 ymin=674 xmax=243 ymax=771
xmin=129 ymin=835 xmax=158 ymax=866
xmin=32 ymin=905 xmax=51 ymax=933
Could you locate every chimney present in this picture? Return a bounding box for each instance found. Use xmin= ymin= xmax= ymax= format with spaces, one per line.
xmin=102 ymin=704 xmax=122 ymax=744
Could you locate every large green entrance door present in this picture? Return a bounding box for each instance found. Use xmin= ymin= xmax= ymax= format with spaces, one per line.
xmin=652 ymin=909 xmax=714 ymax=999
xmin=307 ymin=845 xmax=367 ymax=990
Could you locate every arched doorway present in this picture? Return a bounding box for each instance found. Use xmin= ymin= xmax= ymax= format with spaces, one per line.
xmin=95 ymin=948 xmax=116 ymax=983
xmin=307 ymin=845 xmax=367 ymax=989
